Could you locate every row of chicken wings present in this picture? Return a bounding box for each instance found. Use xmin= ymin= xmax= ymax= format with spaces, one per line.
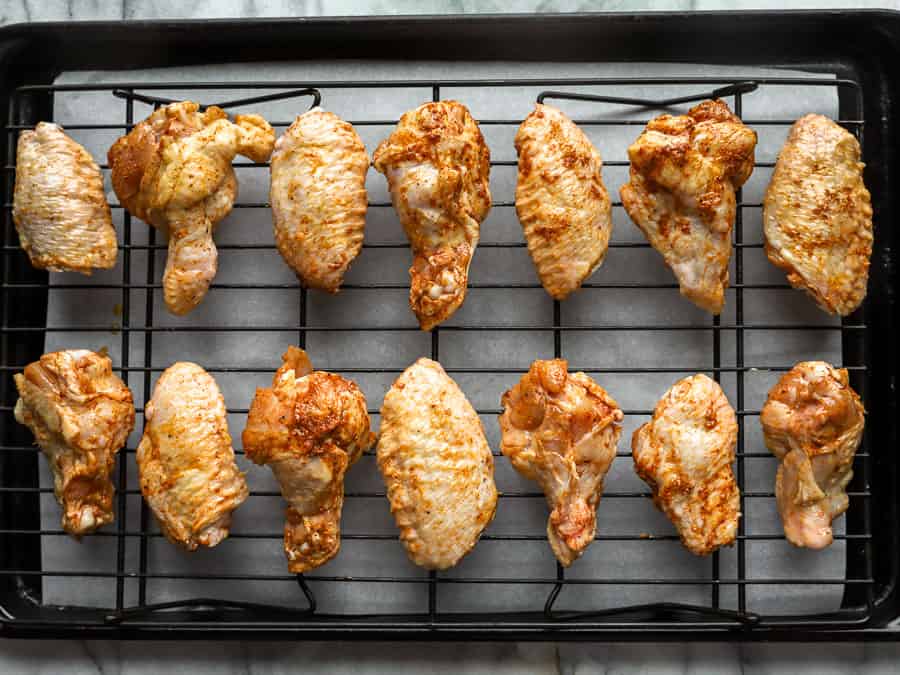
xmin=14 ymin=348 xmax=864 ymax=571
xmin=13 ymin=97 xmax=872 ymax=323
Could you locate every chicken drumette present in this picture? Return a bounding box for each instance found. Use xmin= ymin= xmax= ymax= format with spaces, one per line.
xmin=137 ymin=362 xmax=248 ymax=550
xmin=515 ymin=104 xmax=613 ymax=300
xmin=108 ymin=101 xmax=275 ymax=315
xmin=620 ymin=100 xmax=757 ymax=314
xmin=14 ymin=350 xmax=134 ymax=536
xmin=14 ymin=123 xmax=117 ymax=274
xmin=373 ymin=101 xmax=491 ymax=330
xmin=760 ymin=361 xmax=864 ymax=549
xmin=632 ymin=374 xmax=740 ymax=555
xmin=378 ymin=358 xmax=498 ymax=569
xmin=270 ymin=109 xmax=370 ymax=292
xmin=242 ymin=347 xmax=374 ymax=573
xmin=499 ymin=359 xmax=623 ymax=566
xmin=764 ymin=114 xmax=872 ymax=316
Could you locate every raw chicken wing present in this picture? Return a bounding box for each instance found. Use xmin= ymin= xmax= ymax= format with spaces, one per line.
xmin=760 ymin=361 xmax=864 ymax=549
xmin=763 ymin=114 xmax=872 ymax=315
xmin=108 ymin=102 xmax=275 ymax=315
xmin=14 ymin=123 xmax=117 ymax=273
xmin=137 ymin=362 xmax=248 ymax=550
xmin=499 ymin=359 xmax=623 ymax=566
xmin=378 ymin=358 xmax=498 ymax=569
xmin=620 ymin=100 xmax=757 ymax=314
xmin=270 ymin=109 xmax=369 ymax=292
xmin=242 ymin=346 xmax=374 ymax=572
xmin=632 ymin=374 xmax=740 ymax=555
xmin=373 ymin=101 xmax=491 ymax=330
xmin=515 ymin=104 xmax=613 ymax=300
xmin=14 ymin=350 xmax=134 ymax=536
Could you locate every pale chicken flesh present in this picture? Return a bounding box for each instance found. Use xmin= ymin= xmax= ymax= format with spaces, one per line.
xmin=499 ymin=359 xmax=623 ymax=566
xmin=270 ymin=109 xmax=370 ymax=292
xmin=14 ymin=123 xmax=117 ymax=274
xmin=760 ymin=361 xmax=864 ymax=549
xmin=108 ymin=101 xmax=275 ymax=315
xmin=620 ymin=100 xmax=757 ymax=314
xmin=14 ymin=350 xmax=134 ymax=536
xmin=515 ymin=104 xmax=613 ymax=300
xmin=764 ymin=114 xmax=873 ymax=316
xmin=243 ymin=346 xmax=374 ymax=573
xmin=378 ymin=358 xmax=498 ymax=569
xmin=373 ymin=101 xmax=491 ymax=330
xmin=632 ymin=374 xmax=740 ymax=555
xmin=137 ymin=362 xmax=248 ymax=550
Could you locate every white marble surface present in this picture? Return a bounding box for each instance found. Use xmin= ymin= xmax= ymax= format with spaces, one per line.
xmin=4 ymin=0 xmax=900 ymax=673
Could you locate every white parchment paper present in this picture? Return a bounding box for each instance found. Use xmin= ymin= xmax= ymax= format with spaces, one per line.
xmin=37 ymin=60 xmax=845 ymax=618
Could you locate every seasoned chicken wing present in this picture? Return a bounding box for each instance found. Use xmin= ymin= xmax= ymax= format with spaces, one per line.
xmin=108 ymin=102 xmax=275 ymax=315
xmin=515 ymin=104 xmax=613 ymax=300
xmin=632 ymin=374 xmax=740 ymax=555
xmin=760 ymin=361 xmax=864 ymax=549
xmin=373 ymin=101 xmax=491 ymax=330
xmin=499 ymin=359 xmax=623 ymax=566
xmin=378 ymin=358 xmax=498 ymax=569
xmin=137 ymin=362 xmax=248 ymax=550
xmin=270 ymin=109 xmax=369 ymax=292
xmin=763 ymin=114 xmax=873 ymax=316
xmin=14 ymin=123 xmax=117 ymax=274
xmin=13 ymin=350 xmax=134 ymax=536
xmin=620 ymin=100 xmax=757 ymax=314
xmin=243 ymin=346 xmax=374 ymax=573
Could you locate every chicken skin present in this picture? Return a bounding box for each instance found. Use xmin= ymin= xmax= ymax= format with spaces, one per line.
xmin=632 ymin=374 xmax=740 ymax=555
xmin=270 ymin=109 xmax=369 ymax=292
xmin=242 ymin=347 xmax=374 ymax=573
xmin=515 ymin=104 xmax=613 ymax=300
xmin=13 ymin=350 xmax=134 ymax=536
xmin=760 ymin=361 xmax=864 ymax=549
xmin=378 ymin=358 xmax=498 ymax=569
xmin=620 ymin=100 xmax=757 ymax=314
xmin=764 ymin=115 xmax=873 ymax=316
xmin=14 ymin=123 xmax=117 ymax=274
xmin=108 ymin=102 xmax=275 ymax=315
xmin=499 ymin=359 xmax=623 ymax=566
xmin=373 ymin=101 xmax=491 ymax=330
xmin=137 ymin=362 xmax=248 ymax=550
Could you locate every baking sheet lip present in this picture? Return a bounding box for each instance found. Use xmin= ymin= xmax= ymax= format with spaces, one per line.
xmin=2 ymin=9 xmax=900 ymax=35
xmin=5 ymin=618 xmax=897 ymax=643
xmin=15 ymin=76 xmax=855 ymax=93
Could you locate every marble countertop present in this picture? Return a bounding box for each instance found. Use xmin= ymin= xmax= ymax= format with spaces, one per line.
xmin=4 ymin=0 xmax=900 ymax=672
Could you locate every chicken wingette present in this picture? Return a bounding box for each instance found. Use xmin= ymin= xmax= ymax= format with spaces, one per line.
xmin=270 ymin=109 xmax=369 ymax=292
xmin=632 ymin=374 xmax=740 ymax=555
xmin=373 ymin=101 xmax=491 ymax=330
xmin=620 ymin=100 xmax=757 ymax=314
xmin=137 ymin=362 xmax=248 ymax=550
xmin=108 ymin=101 xmax=275 ymax=315
xmin=378 ymin=358 xmax=497 ymax=569
xmin=763 ymin=114 xmax=873 ymax=316
xmin=760 ymin=361 xmax=864 ymax=549
xmin=14 ymin=123 xmax=117 ymax=274
xmin=515 ymin=104 xmax=613 ymax=300
xmin=13 ymin=350 xmax=134 ymax=536
xmin=243 ymin=346 xmax=374 ymax=572
xmin=499 ymin=359 xmax=623 ymax=566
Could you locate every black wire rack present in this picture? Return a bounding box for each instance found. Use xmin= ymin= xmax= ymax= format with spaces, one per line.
xmin=0 ymin=75 xmax=876 ymax=636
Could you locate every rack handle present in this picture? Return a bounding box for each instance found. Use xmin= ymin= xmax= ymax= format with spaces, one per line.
xmin=112 ymin=87 xmax=322 ymax=111
xmin=537 ymin=80 xmax=758 ymax=108
xmin=104 ymin=575 xmax=316 ymax=624
xmin=543 ymin=589 xmax=759 ymax=627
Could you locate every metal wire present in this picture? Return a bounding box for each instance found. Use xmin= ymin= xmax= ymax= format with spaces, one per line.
xmin=0 ymin=76 xmax=872 ymax=631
